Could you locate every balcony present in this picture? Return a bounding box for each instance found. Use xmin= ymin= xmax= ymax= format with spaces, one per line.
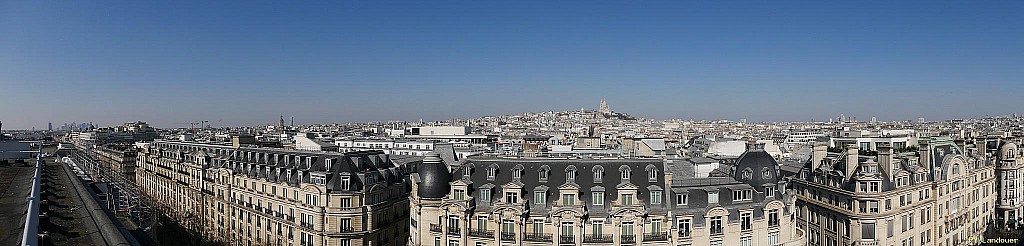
xmin=500 ymin=232 xmax=516 ymax=242
xmin=776 ymin=227 xmax=807 ymax=246
xmin=339 ymin=227 xmax=354 ymax=233
xmin=620 ymin=235 xmax=635 ymax=244
xmin=677 ymin=230 xmax=691 ymax=238
xmin=856 ymin=240 xmax=879 ymax=246
xmin=558 ymin=235 xmax=575 ymax=244
xmin=643 ymin=232 xmax=668 ymax=242
xmin=429 ymin=224 xmax=442 ymax=233
xmin=582 ymin=234 xmax=612 ymax=243
xmin=524 ymin=233 xmax=552 ymax=242
xmin=468 ymin=229 xmax=494 ymax=238
xmin=448 ymin=228 xmax=461 ymax=236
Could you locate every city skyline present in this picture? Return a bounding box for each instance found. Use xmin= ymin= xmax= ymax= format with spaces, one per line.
xmin=3 ymin=1 xmax=1024 ymax=129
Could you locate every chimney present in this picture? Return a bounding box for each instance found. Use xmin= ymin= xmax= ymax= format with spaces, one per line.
xmin=812 ymin=144 xmax=827 ymax=170
xmin=845 ymin=144 xmax=859 ymax=180
xmin=745 ymin=139 xmax=764 ymax=152
xmin=877 ymin=142 xmax=893 ymax=175
xmin=975 ymin=137 xmax=987 ymax=158
xmin=918 ymin=140 xmax=931 ymax=169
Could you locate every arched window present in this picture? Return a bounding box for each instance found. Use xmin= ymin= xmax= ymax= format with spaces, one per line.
xmin=487 ymin=166 xmax=497 ymax=180
xmin=645 ymin=164 xmax=658 ymax=182
xmin=762 ymin=167 xmax=772 ymax=179
xmin=593 ymin=166 xmax=605 ymax=183
xmin=512 ymin=164 xmax=524 ymax=180
xmin=620 ymin=166 xmax=631 ymax=180
xmin=539 ymin=165 xmax=551 ymax=182
xmin=566 ymin=165 xmax=577 ymax=180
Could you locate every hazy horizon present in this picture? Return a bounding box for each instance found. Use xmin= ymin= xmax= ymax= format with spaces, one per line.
xmin=3 ymin=1 xmax=1023 ymax=129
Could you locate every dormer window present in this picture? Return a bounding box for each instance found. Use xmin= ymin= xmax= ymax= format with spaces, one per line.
xmin=505 ymin=192 xmax=518 ymax=203
xmin=512 ymin=168 xmax=522 ymax=179
xmin=762 ymin=167 xmax=772 ymax=178
xmin=593 ymin=166 xmax=604 ymax=183
xmin=539 ymin=169 xmax=549 ymax=181
xmin=340 ymin=176 xmax=351 ymax=190
xmin=620 ymin=166 xmax=631 ymax=180
xmin=325 ymin=158 xmax=334 ymax=170
xmin=733 ymin=189 xmax=752 ymax=201
xmin=742 ymin=168 xmax=752 ymax=180
xmin=566 ymin=165 xmax=577 ymax=180
xmin=487 ymin=167 xmax=496 ymax=180
xmin=454 ymin=189 xmax=465 ymax=200
xmin=646 ymin=164 xmax=658 ymax=182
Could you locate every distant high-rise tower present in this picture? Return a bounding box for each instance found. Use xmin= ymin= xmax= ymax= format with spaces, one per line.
xmin=279 ymin=114 xmax=285 ymax=128
xmin=48 ymin=122 xmax=53 ymax=132
xmin=598 ymin=99 xmax=611 ymax=114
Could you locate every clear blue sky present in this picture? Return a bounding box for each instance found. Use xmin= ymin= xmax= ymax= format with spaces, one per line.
xmin=2 ymin=1 xmax=1023 ymax=129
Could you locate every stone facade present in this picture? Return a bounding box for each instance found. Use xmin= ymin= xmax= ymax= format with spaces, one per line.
xmin=409 ymin=142 xmax=805 ymax=246
xmin=791 ymin=136 xmax=997 ymax=246
xmin=136 ymin=140 xmax=409 ymax=246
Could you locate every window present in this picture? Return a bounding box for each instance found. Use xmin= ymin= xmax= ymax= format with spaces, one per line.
xmin=512 ymin=168 xmax=521 ymax=179
xmin=762 ymin=168 xmax=771 ymax=178
xmin=677 ymin=219 xmax=691 ymax=237
xmin=448 ymin=216 xmax=461 ymax=231
xmin=454 ymin=189 xmax=465 ymax=200
xmin=650 ymin=191 xmax=662 ymax=204
xmin=676 ymin=194 xmax=688 ymax=206
xmin=591 ymin=221 xmax=604 ymax=236
xmin=768 ymin=209 xmax=779 ymax=227
xmin=708 ymin=191 xmax=719 ymax=204
xmin=621 ymin=194 xmax=634 ymax=205
xmin=767 ymin=232 xmax=779 ymax=245
xmin=487 ymin=167 xmax=496 ymax=180
xmin=505 ymin=192 xmax=517 ymax=204
xmin=741 ymin=213 xmax=752 ymax=230
xmin=503 ymin=220 xmax=516 ymax=235
xmin=532 ymin=219 xmax=544 ymax=234
xmin=592 ymin=192 xmax=604 ymax=205
xmin=620 ymin=222 xmax=634 ymax=236
xmin=765 ymin=186 xmax=775 ymax=197
xmin=593 ymin=167 xmax=604 ymax=182
xmin=862 ymin=223 xmax=875 ymax=239
xmin=620 ymin=167 xmax=630 ymax=180
xmin=477 ymin=216 xmax=487 ymax=230
xmin=871 ymin=182 xmax=880 ymax=192
xmin=560 ymin=222 xmax=573 ymax=238
xmin=539 ymin=169 xmax=548 ymax=181
xmin=740 ymin=236 xmax=752 ymax=246
xmin=562 ymin=193 xmax=575 ymax=206
xmin=870 ymin=201 xmax=879 ymax=213
xmin=479 ymin=189 xmax=490 ymax=203
xmin=887 ymin=218 xmax=894 ymax=238
xmin=648 ymin=168 xmax=658 ymax=181
xmin=535 ymin=191 xmax=546 ymax=205
xmin=710 ymin=216 xmax=723 ymax=235
xmin=733 ymin=189 xmax=752 ymax=201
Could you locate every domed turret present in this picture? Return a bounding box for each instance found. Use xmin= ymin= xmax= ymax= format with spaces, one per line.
xmin=417 ymin=152 xmax=451 ymax=199
xmin=734 ymin=141 xmax=780 ymax=191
